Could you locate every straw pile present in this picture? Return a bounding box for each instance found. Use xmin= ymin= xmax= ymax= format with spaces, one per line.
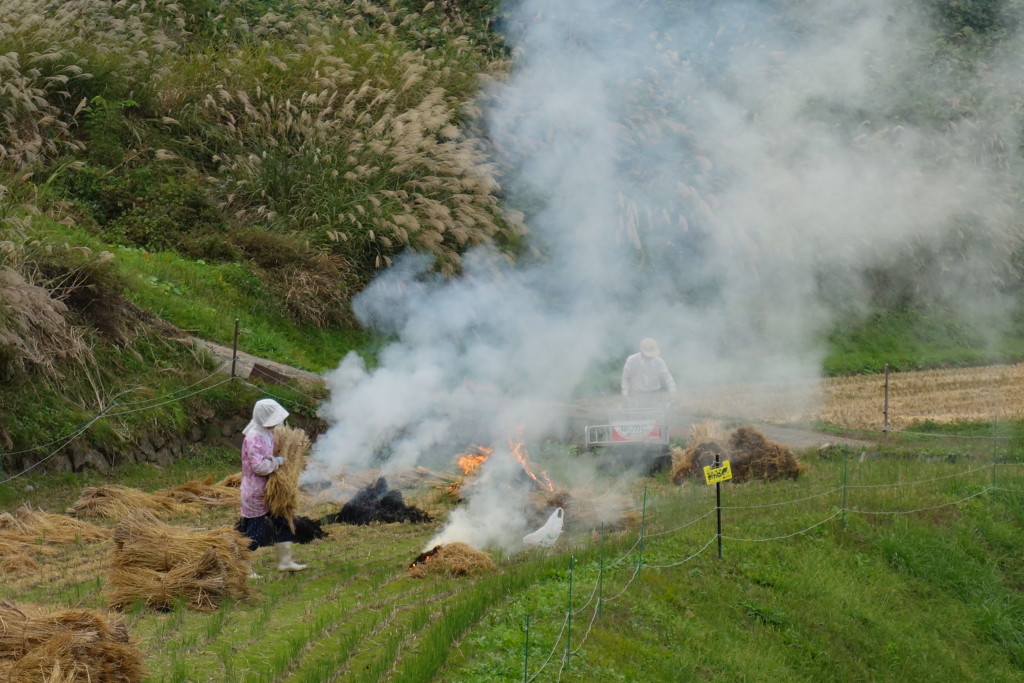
xmin=728 ymin=426 xmax=803 ymax=482
xmin=0 ymin=505 xmax=111 ymax=543
xmin=159 ymin=475 xmax=240 ymax=508
xmin=407 ymin=543 xmax=495 ymax=578
xmin=0 ymin=600 xmax=145 ymax=682
xmin=266 ymin=426 xmax=311 ymax=532
xmin=68 ymin=485 xmax=200 ymax=520
xmin=670 ymin=425 xmax=802 ymax=484
xmin=531 ymin=489 xmax=639 ymax=532
xmin=218 ymin=472 xmax=242 ymax=488
xmin=108 ymin=510 xmax=251 ymax=612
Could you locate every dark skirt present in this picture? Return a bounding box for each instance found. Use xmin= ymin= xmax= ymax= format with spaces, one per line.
xmin=235 ymin=514 xmax=297 ymax=551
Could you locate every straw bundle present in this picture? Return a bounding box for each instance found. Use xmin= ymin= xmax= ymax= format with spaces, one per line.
xmin=0 ymin=506 xmax=111 ymax=543
xmin=68 ymin=485 xmax=200 ymax=520
xmin=108 ymin=510 xmax=251 ymax=611
xmin=108 ymin=548 xmax=228 ymax=612
xmin=217 ymin=472 xmax=242 ymax=488
xmin=407 ymin=543 xmax=495 ymax=578
xmin=670 ymin=441 xmax=728 ymax=485
xmin=159 ymin=476 xmax=240 ymax=508
xmin=266 ymin=426 xmax=311 ymax=532
xmin=0 ymin=553 xmax=38 ymax=575
xmin=0 ymin=601 xmax=144 ymax=682
xmin=728 ymin=426 xmax=803 ymax=482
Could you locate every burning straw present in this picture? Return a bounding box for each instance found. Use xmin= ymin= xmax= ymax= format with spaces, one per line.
xmin=267 ymin=425 xmax=311 ymax=532
xmin=67 ymin=485 xmax=200 ymax=520
xmin=408 ymin=543 xmax=495 ymax=578
xmin=0 ymin=600 xmax=144 ymax=682
xmin=108 ymin=510 xmax=251 ymax=612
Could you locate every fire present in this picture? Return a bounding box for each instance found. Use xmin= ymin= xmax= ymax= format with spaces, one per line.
xmin=456 ymin=445 xmax=492 ymax=476
xmin=509 ymin=433 xmax=555 ymax=492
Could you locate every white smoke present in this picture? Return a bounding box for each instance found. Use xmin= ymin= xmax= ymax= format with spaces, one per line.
xmin=312 ymin=0 xmax=1024 ymax=551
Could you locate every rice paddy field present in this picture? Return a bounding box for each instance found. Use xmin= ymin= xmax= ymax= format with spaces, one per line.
xmin=680 ymin=361 xmax=1024 ymax=431
xmin=1 ymin=396 xmax=1022 ymax=681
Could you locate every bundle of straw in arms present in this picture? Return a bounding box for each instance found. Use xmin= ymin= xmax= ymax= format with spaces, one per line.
xmin=266 ymin=425 xmax=311 ymax=532
xmin=0 ymin=601 xmax=145 ymax=682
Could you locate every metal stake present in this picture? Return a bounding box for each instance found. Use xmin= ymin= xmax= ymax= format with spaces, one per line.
xmin=231 ymin=318 xmax=240 ymax=379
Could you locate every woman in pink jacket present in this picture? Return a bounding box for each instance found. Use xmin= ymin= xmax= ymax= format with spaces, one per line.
xmin=236 ymin=398 xmax=306 ymax=573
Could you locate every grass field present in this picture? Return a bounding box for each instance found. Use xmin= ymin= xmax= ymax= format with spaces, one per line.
xmin=2 ymin=432 xmax=1022 ymax=681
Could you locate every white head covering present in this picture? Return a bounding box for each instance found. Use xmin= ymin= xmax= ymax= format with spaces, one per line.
xmin=640 ymin=338 xmax=661 ymax=357
xmin=243 ymin=398 xmax=289 ymax=437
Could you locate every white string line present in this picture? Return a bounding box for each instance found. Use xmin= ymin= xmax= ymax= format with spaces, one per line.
xmin=571 ymin=573 xmax=600 ymax=615
xmin=720 ymin=486 xmax=842 ymax=510
xmin=603 ymin=535 xmax=643 ymax=569
xmin=721 ymin=509 xmax=842 ymax=543
xmin=600 ymin=562 xmax=642 ymax=604
xmin=642 ymin=534 xmax=719 ymax=569
xmin=0 ymin=406 xmax=116 ymax=484
xmin=847 ymin=487 xmax=991 ymax=515
xmin=845 ymin=463 xmax=992 ymax=489
xmin=111 ymin=367 xmax=225 ymax=408
xmin=898 ymin=430 xmax=1010 ymax=441
xmin=0 ymin=371 xmax=228 ymax=457
xmin=645 ymin=507 xmax=716 ymax=537
xmin=526 ymin=610 xmax=570 ymax=683
xmin=105 ymin=377 xmax=233 ymax=417
xmin=238 ymin=379 xmax=325 ymax=407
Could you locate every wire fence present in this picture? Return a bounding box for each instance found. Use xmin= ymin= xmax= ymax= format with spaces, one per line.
xmin=517 ymin=451 xmax=1024 ymax=682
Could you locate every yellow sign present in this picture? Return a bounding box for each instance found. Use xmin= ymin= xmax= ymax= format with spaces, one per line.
xmin=703 ymin=460 xmax=733 ymax=485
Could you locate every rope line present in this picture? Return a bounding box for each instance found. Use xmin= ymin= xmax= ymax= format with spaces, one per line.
xmin=845 ymin=463 xmax=992 ymax=489
xmin=847 ymin=487 xmax=991 ymax=515
xmin=643 ymin=534 xmax=718 ymax=569
xmin=719 ymin=486 xmax=842 ymax=510
xmin=721 ymin=510 xmax=842 ymax=543
xmin=645 ymin=507 xmax=716 ymax=537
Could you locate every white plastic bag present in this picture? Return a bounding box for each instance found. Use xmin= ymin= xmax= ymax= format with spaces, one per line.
xmin=523 ymin=508 xmax=564 ymax=547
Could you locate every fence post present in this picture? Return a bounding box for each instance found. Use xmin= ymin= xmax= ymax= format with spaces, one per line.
xmin=715 ymin=451 xmax=723 ymax=560
xmin=523 ymin=614 xmax=530 ymax=683
xmin=565 ymin=555 xmax=574 ymax=668
xmin=841 ymin=449 xmax=849 ymax=529
xmin=231 ymin=318 xmax=240 ymax=379
xmin=638 ymin=486 xmax=647 ymax=572
xmin=883 ymin=364 xmax=890 ymax=434
xmin=597 ymin=523 xmax=605 ymax=619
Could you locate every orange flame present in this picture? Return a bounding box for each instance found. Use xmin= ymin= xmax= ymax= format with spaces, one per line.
xmin=509 ymin=433 xmax=555 ymax=491
xmin=457 ymin=445 xmax=493 ymax=476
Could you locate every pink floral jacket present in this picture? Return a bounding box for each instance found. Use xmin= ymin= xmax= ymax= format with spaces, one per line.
xmin=240 ymin=432 xmax=279 ymax=518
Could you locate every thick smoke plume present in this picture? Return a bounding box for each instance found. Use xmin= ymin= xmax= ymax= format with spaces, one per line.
xmin=313 ymin=0 xmax=1024 ymax=551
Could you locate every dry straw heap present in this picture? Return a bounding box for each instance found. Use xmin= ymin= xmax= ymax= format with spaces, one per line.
xmin=267 ymin=425 xmax=311 ymax=532
xmin=68 ymin=485 xmax=200 ymax=520
xmin=0 ymin=600 xmax=145 ymax=682
xmin=671 ymin=424 xmax=803 ymax=484
xmin=108 ymin=510 xmax=252 ymax=612
xmin=407 ymin=542 xmax=496 ymax=578
xmin=158 ymin=475 xmax=241 ymax=508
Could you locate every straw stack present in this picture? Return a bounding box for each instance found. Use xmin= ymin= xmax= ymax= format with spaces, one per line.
xmin=0 ymin=505 xmax=111 ymax=543
xmin=266 ymin=425 xmax=310 ymax=532
xmin=68 ymin=485 xmax=200 ymax=520
xmin=0 ymin=600 xmax=145 ymax=682
xmin=108 ymin=510 xmax=251 ymax=612
xmin=159 ymin=475 xmax=240 ymax=508
xmin=407 ymin=543 xmax=495 ymax=578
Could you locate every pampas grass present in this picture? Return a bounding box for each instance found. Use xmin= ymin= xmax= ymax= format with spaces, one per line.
xmin=267 ymin=425 xmax=311 ymax=532
xmin=0 ymin=600 xmax=144 ymax=682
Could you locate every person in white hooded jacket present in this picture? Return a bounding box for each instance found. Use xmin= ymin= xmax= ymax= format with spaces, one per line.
xmin=236 ymin=398 xmax=306 ymax=573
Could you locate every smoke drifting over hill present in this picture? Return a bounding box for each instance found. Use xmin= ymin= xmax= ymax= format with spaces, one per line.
xmin=312 ymin=0 xmax=1024 ymax=550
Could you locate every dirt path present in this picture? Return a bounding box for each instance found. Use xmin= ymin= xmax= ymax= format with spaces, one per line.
xmin=191 ymin=338 xmax=875 ymax=451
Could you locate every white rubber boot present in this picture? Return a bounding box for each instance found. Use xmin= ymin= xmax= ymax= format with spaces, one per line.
xmin=275 ymin=542 xmax=306 ymax=572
